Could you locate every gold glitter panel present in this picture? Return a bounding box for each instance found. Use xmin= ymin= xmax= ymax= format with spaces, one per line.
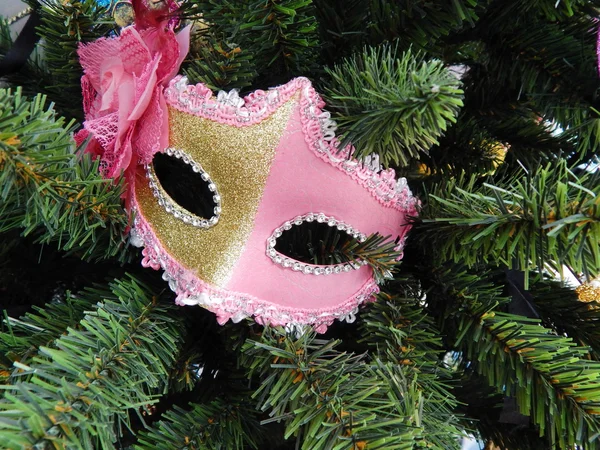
xmin=136 ymin=99 xmax=296 ymax=286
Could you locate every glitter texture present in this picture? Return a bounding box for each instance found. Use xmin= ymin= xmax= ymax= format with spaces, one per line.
xmin=135 ymin=100 xmax=295 ymax=286
xmin=576 ymin=280 xmax=600 ymax=303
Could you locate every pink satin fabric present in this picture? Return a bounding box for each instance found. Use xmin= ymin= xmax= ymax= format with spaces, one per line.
xmin=128 ymin=77 xmax=417 ymax=331
xmin=227 ymin=105 xmax=409 ymax=310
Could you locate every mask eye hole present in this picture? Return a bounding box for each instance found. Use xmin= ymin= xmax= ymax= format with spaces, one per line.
xmin=147 ymin=148 xmax=221 ymax=228
xmin=267 ymin=214 xmax=367 ymax=275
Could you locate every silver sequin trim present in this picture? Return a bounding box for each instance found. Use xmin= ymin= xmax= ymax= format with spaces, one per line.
xmin=266 ymin=213 xmax=368 ymax=275
xmin=145 ymin=147 xmax=222 ymax=228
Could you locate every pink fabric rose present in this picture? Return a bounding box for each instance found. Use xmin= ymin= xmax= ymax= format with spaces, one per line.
xmin=75 ymin=7 xmax=190 ymax=183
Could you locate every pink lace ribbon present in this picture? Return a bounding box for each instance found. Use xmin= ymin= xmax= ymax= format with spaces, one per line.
xmin=75 ymin=6 xmax=190 ymax=182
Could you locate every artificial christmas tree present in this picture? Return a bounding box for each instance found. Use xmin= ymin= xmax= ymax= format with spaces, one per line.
xmin=0 ymin=1 xmax=599 ymax=449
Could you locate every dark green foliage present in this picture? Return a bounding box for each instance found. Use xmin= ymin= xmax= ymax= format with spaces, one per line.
xmin=312 ymin=0 xmax=480 ymax=60
xmin=363 ymin=0 xmax=480 ymax=51
xmin=1 ymin=0 xmax=600 ymax=449
xmin=324 ymin=45 xmax=464 ymax=166
xmin=242 ymin=328 xmax=424 ymax=449
xmin=0 ymin=292 xmax=91 ymax=373
xmin=0 ymin=88 xmax=130 ymax=262
xmin=443 ymin=269 xmax=600 ymax=448
xmin=528 ymin=279 xmax=600 ymax=359
xmin=24 ymin=0 xmax=114 ymax=119
xmin=135 ymin=400 xmax=261 ymax=450
xmin=418 ymin=160 xmax=600 ymax=282
xmin=360 ymin=290 xmax=465 ymax=449
xmin=422 ymin=266 xmax=600 ymax=448
xmin=240 ymin=0 xmax=320 ymax=77
xmin=0 ymin=275 xmax=185 ymax=449
xmin=182 ymin=0 xmax=320 ymax=90
xmin=338 ymin=233 xmax=401 ymax=282
xmin=183 ymin=38 xmax=259 ymax=91
xmin=0 ymin=18 xmax=52 ymax=104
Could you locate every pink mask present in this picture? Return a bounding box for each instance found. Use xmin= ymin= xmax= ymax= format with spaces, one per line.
xmin=77 ymin=14 xmax=417 ymax=333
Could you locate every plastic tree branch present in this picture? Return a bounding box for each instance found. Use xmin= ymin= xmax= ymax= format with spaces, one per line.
xmin=0 ymin=275 xmax=185 ymax=449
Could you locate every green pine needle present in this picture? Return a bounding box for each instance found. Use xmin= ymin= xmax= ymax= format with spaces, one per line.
xmin=324 ymin=44 xmax=464 ymax=167
xmin=0 ymin=88 xmax=130 ymax=262
xmin=135 ymin=399 xmax=262 ymax=450
xmin=0 ymin=275 xmax=185 ymax=450
xmin=418 ymin=160 xmax=600 ymax=283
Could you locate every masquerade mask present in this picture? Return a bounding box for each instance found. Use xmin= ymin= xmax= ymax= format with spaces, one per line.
xmin=77 ymin=4 xmax=417 ymax=332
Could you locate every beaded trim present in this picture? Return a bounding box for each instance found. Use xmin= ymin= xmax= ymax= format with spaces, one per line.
xmin=267 ymin=213 xmax=367 ymax=275
xmin=144 ymin=147 xmax=221 ymax=228
xmin=164 ymin=76 xmax=419 ymax=217
xmin=7 ymin=7 xmax=32 ymax=26
xmin=129 ymin=204 xmax=379 ymax=333
xmin=131 ymin=76 xmax=419 ymax=331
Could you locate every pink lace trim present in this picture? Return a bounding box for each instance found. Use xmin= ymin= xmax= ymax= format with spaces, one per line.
xmin=76 ymin=23 xmax=190 ymax=180
xmin=164 ymin=76 xmax=419 ymax=216
xmin=131 ymin=76 xmax=418 ymax=331
xmin=130 ymin=202 xmax=379 ymax=333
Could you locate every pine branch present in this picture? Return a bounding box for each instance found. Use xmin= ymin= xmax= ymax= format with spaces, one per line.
xmin=311 ymin=0 xmax=480 ymax=61
xmin=360 ymin=290 xmax=464 ymax=450
xmin=528 ymin=278 xmax=600 ymax=360
xmin=455 ymin=1 xmax=600 ymax=160
xmin=417 ymin=160 xmax=600 ymax=282
xmin=240 ymin=0 xmax=320 ymax=78
xmin=184 ymin=0 xmax=320 ymax=88
xmin=180 ymin=1 xmax=260 ymax=89
xmin=471 ymin=8 xmax=597 ymax=101
xmin=0 ymin=274 xmax=185 ymax=449
xmin=0 ymin=88 xmax=130 ymax=262
xmin=459 ymin=311 xmax=600 ymax=449
xmin=431 ymin=267 xmax=600 ymax=449
xmin=425 ymin=268 xmax=556 ymax=449
xmin=451 ymin=369 xmax=551 ymax=450
xmin=309 ymin=0 xmax=366 ymax=61
xmin=338 ymin=233 xmax=402 ymax=283
xmin=0 ymin=17 xmax=52 ymax=100
xmin=559 ymin=107 xmax=600 ymax=160
xmin=26 ymin=0 xmax=114 ymax=120
xmin=241 ymin=328 xmax=424 ymax=450
xmin=135 ymin=399 xmax=261 ymax=450
xmin=183 ymin=36 xmax=258 ymax=91
xmin=364 ymin=0 xmax=480 ymax=51
xmin=422 ymin=106 xmax=573 ymax=180
xmin=323 ymin=45 xmax=464 ymax=167
xmin=510 ymin=0 xmax=599 ymax=21
xmin=0 ymin=292 xmax=90 ymax=376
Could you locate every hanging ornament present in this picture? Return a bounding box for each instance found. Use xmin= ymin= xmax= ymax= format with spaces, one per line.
xmin=112 ymin=1 xmax=135 ymax=28
xmin=481 ymin=139 xmax=509 ymax=175
xmin=75 ymin=0 xmax=417 ymax=332
xmin=576 ymin=278 xmax=600 ymax=303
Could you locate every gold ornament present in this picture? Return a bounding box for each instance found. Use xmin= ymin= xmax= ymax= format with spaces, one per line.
xmin=486 ymin=140 xmax=509 ymax=169
xmin=480 ymin=139 xmax=509 ymax=175
xmin=113 ymin=1 xmax=135 ymax=28
xmin=576 ymin=279 xmax=600 ymax=303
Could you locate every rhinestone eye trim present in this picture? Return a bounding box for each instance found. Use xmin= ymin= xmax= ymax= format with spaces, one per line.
xmin=165 ymin=76 xmax=419 ymax=214
xmin=145 ymin=147 xmax=222 ymax=228
xmin=266 ymin=213 xmax=368 ymax=275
